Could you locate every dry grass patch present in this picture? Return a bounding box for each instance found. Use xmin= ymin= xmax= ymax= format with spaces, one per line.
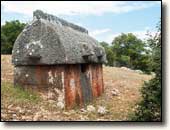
xmin=1 ymin=55 xmax=152 ymax=121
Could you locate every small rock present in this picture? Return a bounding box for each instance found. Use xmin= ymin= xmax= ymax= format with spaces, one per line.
xmin=111 ymin=88 xmax=120 ymax=96
xmin=63 ymin=111 xmax=70 ymax=116
xmin=19 ymin=109 xmax=25 ymax=114
xmin=8 ymin=104 xmax=14 ymax=109
xmin=97 ymin=106 xmax=107 ymax=115
xmin=111 ymin=91 xmax=117 ymax=96
xmin=15 ymin=106 xmax=21 ymax=111
xmin=134 ymin=69 xmax=143 ymax=74
xmin=151 ymin=72 xmax=156 ymax=77
xmin=57 ymin=102 xmax=64 ymax=109
xmin=121 ymin=67 xmax=131 ymax=71
xmin=87 ymin=105 xmax=96 ymax=112
xmin=12 ymin=114 xmax=17 ymax=117
xmin=80 ymin=108 xmax=87 ymax=113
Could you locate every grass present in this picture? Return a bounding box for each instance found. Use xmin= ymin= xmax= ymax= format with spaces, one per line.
xmin=1 ymin=82 xmax=41 ymax=105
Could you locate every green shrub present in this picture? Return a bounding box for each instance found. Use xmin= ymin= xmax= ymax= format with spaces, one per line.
xmin=1 ymin=20 xmax=25 ymax=54
xmin=130 ymin=21 xmax=161 ymax=121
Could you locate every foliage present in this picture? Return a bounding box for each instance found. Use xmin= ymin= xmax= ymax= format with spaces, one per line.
xmin=100 ymin=42 xmax=115 ymax=66
xmin=100 ymin=33 xmax=152 ymax=73
xmin=111 ymin=33 xmax=152 ymax=73
xmin=131 ymin=21 xmax=161 ymax=121
xmin=1 ymin=20 xmax=26 ymax=54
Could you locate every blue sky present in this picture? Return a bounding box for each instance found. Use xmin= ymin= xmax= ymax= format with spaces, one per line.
xmin=1 ymin=1 xmax=161 ymax=44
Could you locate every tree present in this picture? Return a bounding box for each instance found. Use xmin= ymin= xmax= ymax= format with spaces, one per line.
xmin=112 ymin=33 xmax=151 ymax=73
xmin=131 ymin=21 xmax=161 ymax=121
xmin=100 ymin=42 xmax=115 ymax=66
xmin=1 ymin=20 xmax=26 ymax=54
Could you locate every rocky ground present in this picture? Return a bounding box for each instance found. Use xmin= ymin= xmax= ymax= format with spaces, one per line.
xmin=1 ymin=55 xmax=152 ymax=121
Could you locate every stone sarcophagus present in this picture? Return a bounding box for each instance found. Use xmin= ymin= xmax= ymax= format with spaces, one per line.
xmin=12 ymin=10 xmax=106 ymax=109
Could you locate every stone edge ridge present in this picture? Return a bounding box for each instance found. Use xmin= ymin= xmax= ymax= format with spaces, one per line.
xmin=33 ymin=10 xmax=88 ymax=34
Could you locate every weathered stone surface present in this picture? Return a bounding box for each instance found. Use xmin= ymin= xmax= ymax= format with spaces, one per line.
xmin=11 ymin=10 xmax=105 ymax=110
xmin=33 ymin=10 xmax=88 ymax=34
xmin=12 ymin=10 xmax=106 ymax=65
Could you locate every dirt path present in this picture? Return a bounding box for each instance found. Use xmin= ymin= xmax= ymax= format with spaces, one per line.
xmin=1 ymin=55 xmax=152 ymax=121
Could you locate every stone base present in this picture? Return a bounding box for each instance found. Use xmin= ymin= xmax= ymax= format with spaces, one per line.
xmin=14 ymin=64 xmax=104 ymax=109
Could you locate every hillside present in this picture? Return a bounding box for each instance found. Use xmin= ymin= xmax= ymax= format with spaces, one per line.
xmin=1 ymin=55 xmax=152 ymax=121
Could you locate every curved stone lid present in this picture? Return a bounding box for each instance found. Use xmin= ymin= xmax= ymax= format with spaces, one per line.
xmin=33 ymin=10 xmax=88 ymax=34
xmin=12 ymin=10 xmax=107 ymax=65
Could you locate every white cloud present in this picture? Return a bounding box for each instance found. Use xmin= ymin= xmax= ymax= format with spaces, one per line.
xmin=89 ymin=28 xmax=112 ymax=37
xmin=1 ymin=1 xmax=159 ymax=42
xmin=1 ymin=1 xmax=159 ymax=16
xmin=106 ymin=31 xmax=156 ymax=43
xmin=89 ymin=28 xmax=156 ymax=43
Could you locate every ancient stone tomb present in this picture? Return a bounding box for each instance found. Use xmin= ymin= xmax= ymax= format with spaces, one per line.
xmin=12 ymin=10 xmax=107 ymax=109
